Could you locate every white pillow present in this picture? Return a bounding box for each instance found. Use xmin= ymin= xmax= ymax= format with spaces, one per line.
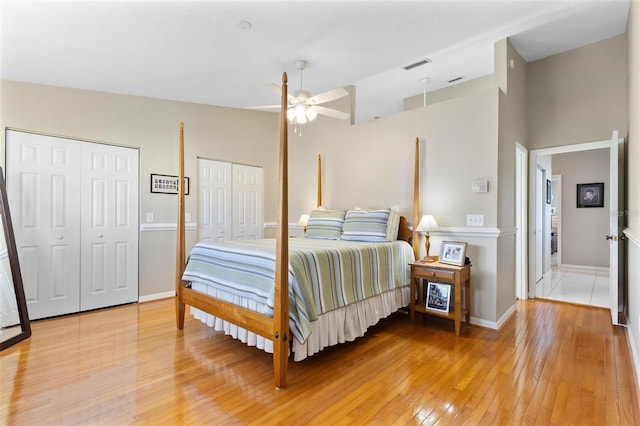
xmin=386 ymin=205 xmax=401 ymax=241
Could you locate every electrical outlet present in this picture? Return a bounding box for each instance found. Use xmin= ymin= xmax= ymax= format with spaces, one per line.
xmin=185 ymin=212 xmax=192 ymax=223
xmin=146 ymin=212 xmax=154 ymax=223
xmin=467 ymin=214 xmax=484 ymax=226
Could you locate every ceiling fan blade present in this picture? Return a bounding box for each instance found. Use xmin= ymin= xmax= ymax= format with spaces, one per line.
xmin=311 ymin=105 xmax=350 ymax=120
xmin=308 ymin=87 xmax=349 ymax=105
xmin=267 ymin=83 xmax=296 ymax=102
xmin=245 ymin=104 xmax=280 ymax=110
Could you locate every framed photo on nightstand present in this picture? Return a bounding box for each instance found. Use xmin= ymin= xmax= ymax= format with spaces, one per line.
xmin=440 ymin=241 xmax=467 ymax=266
xmin=426 ymin=282 xmax=451 ymax=313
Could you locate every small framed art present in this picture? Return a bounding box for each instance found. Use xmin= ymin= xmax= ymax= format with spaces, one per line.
xmin=576 ymin=182 xmax=603 ymax=208
xmin=546 ymin=179 xmax=552 ymax=204
xmin=150 ymin=174 xmax=190 ymax=195
xmin=439 ymin=241 xmax=467 ymax=266
xmin=426 ymin=282 xmax=451 ymax=313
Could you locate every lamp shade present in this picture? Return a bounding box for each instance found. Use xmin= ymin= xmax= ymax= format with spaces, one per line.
xmin=297 ymin=214 xmax=310 ymax=227
xmin=415 ymin=215 xmax=440 ymax=233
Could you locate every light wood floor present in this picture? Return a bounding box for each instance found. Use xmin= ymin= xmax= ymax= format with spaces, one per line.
xmin=2 ymin=298 xmax=639 ymax=425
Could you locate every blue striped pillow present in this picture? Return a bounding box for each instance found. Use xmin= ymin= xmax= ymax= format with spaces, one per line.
xmin=304 ymin=209 xmax=346 ymax=240
xmin=341 ymin=209 xmax=391 ymax=242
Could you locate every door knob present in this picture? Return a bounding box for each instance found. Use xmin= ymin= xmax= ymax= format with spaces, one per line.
xmin=605 ymin=235 xmax=618 ymax=241
xmin=56 ymin=235 xmax=63 ymax=240
xmin=97 ymin=234 xmax=103 ymax=238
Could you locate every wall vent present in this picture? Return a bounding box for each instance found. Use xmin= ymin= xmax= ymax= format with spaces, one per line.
xmin=403 ymin=59 xmax=431 ymax=70
xmin=448 ymin=76 xmax=464 ymax=83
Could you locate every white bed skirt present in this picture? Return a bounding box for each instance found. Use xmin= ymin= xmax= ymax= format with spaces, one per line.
xmin=190 ymin=283 xmax=410 ymax=362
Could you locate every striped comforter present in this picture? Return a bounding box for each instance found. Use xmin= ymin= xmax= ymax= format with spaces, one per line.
xmin=182 ymin=238 xmax=414 ymax=344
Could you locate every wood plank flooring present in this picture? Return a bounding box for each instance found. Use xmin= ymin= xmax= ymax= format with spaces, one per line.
xmin=2 ymin=298 xmax=639 ymax=425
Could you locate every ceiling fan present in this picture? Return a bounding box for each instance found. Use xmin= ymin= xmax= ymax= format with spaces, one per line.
xmin=248 ymin=60 xmax=350 ymax=125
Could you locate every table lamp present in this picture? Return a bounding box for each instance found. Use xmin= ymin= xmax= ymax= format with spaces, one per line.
xmin=415 ymin=215 xmax=440 ymax=262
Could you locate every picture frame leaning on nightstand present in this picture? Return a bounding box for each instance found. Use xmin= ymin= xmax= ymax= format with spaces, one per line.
xmin=426 ymin=282 xmax=451 ymax=313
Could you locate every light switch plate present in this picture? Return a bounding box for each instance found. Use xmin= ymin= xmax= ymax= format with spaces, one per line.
xmin=185 ymin=212 xmax=192 ymax=223
xmin=146 ymin=212 xmax=154 ymax=223
xmin=467 ymin=214 xmax=484 ymax=226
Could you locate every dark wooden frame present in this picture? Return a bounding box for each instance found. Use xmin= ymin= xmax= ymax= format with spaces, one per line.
xmin=0 ymin=167 xmax=31 ymax=351
xmin=576 ymin=182 xmax=604 ymax=208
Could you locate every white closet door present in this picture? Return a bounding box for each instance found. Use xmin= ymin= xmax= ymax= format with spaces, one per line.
xmin=6 ymin=130 xmax=81 ymax=320
xmin=80 ymin=142 xmax=139 ymax=311
xmin=232 ymin=164 xmax=263 ymax=240
xmin=198 ymin=159 xmax=232 ymax=242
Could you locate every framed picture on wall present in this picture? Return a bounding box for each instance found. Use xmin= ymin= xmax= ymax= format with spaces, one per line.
xmin=546 ymin=179 xmax=552 ymax=204
xmin=577 ymin=182 xmax=604 ymax=208
xmin=150 ymin=174 xmax=190 ymax=195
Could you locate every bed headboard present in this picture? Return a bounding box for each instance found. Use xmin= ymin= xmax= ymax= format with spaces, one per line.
xmin=397 ymin=216 xmax=412 ymax=244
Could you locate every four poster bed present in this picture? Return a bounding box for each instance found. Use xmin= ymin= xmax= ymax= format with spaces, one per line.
xmin=175 ymin=73 xmax=423 ymax=388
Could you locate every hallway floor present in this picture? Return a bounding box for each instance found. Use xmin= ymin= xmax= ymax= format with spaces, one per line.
xmin=536 ymin=265 xmax=610 ymax=308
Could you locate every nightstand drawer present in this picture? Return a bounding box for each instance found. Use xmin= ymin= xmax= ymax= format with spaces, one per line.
xmin=414 ymin=268 xmax=455 ymax=281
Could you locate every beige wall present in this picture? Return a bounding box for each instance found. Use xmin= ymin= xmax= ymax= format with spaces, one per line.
xmin=495 ymin=39 xmax=528 ymax=319
xmin=288 ymin=89 xmax=502 ymax=324
xmin=404 ymin=74 xmax=495 ymax=111
xmin=0 ymin=80 xmax=280 ymax=298
xmin=552 ymin=149 xmax=610 ymax=268
xmin=527 ymin=34 xmax=628 ymax=149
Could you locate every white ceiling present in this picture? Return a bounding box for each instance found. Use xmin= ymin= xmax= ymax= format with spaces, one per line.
xmin=0 ymin=0 xmax=630 ymax=123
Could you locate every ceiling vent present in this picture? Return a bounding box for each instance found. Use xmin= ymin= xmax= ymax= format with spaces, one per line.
xmin=448 ymin=76 xmax=464 ymax=83
xmin=403 ymin=59 xmax=431 ymax=71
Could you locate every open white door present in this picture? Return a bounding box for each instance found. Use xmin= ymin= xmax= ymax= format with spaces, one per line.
xmin=608 ymin=131 xmax=623 ymax=325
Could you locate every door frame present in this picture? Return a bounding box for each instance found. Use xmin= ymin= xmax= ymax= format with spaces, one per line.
xmin=551 ymin=174 xmax=562 ymax=266
xmin=515 ymin=143 xmax=528 ymax=299
xmin=528 ymin=132 xmax=623 ymax=324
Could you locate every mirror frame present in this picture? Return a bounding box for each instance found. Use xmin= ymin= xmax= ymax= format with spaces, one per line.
xmin=0 ymin=166 xmax=31 ymax=350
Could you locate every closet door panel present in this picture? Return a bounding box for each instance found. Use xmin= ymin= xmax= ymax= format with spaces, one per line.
xmin=232 ymin=164 xmax=263 ymax=240
xmin=6 ymin=130 xmax=81 ymax=319
xmin=80 ymin=142 xmax=139 ymax=311
xmin=198 ymin=159 xmax=232 ymax=242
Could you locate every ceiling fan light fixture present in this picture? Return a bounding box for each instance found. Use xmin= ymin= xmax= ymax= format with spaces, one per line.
xmin=287 ymin=104 xmax=318 ymax=125
xmin=295 ymin=105 xmax=308 ymax=124
xmin=305 ymin=106 xmax=318 ymax=121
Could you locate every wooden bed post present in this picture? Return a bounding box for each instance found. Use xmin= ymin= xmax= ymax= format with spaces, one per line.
xmin=317 ymin=154 xmax=322 ymax=207
xmin=175 ymin=122 xmax=186 ymax=330
xmin=412 ymin=137 xmax=421 ymax=260
xmin=273 ymin=72 xmax=290 ymax=389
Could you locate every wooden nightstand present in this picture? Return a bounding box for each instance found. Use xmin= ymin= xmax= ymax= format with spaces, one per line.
xmin=409 ymin=260 xmax=471 ymax=336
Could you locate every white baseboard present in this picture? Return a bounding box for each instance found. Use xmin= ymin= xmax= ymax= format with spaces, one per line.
xmin=470 ymin=316 xmax=497 ymax=329
xmin=138 ymin=291 xmax=175 ymax=303
xmin=470 ymin=304 xmax=516 ymax=331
